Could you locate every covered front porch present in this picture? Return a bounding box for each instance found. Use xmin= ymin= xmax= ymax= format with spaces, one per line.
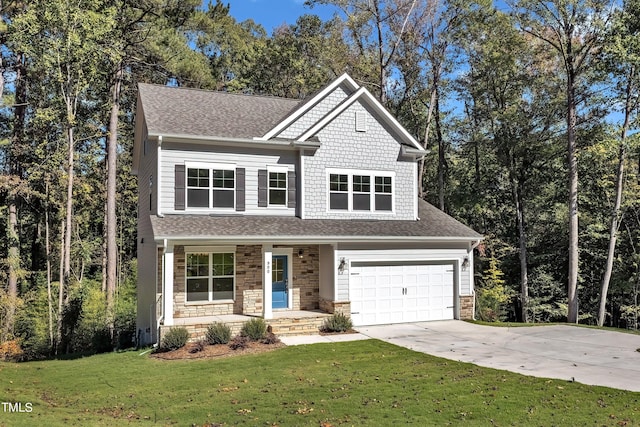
xmin=157 ymin=242 xmax=348 ymax=339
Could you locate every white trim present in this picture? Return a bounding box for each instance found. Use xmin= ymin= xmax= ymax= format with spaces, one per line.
xmin=156 ymin=236 xmax=483 ymax=245
xmin=272 ymin=248 xmax=294 ymax=310
xmin=184 ymin=162 xmax=237 ymax=212
xmin=326 ymin=168 xmax=396 ymax=214
xmin=183 ymin=247 xmax=237 ymax=304
xmin=263 ymin=245 xmax=273 ymax=319
xmin=413 ymin=163 xmax=418 ymax=220
xmin=297 ymin=86 xmax=424 ymax=151
xmin=156 ymin=136 xmax=163 ymax=217
xmin=259 ymin=73 xmax=359 ymax=140
xmin=266 ymin=166 xmax=288 ymax=207
xmin=163 ymin=243 xmax=174 ymax=326
xmin=298 ymin=87 xmax=366 ymax=142
xmin=300 ymin=152 xmax=306 ymax=219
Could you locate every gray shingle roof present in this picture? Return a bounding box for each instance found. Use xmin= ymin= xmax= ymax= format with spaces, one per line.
xmin=138 ymin=84 xmax=302 ymax=139
xmin=150 ymin=200 xmax=482 ymax=242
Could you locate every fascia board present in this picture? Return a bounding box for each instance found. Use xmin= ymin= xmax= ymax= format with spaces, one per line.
xmin=298 ymin=87 xmax=425 ymax=153
xmin=149 ymin=133 xmax=303 ymax=150
xmin=154 ymin=235 xmax=484 ymax=245
xmin=258 ymin=73 xmax=360 ymax=140
xmin=297 ymin=87 xmax=366 ymax=141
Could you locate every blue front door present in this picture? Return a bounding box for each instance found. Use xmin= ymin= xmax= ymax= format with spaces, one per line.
xmin=272 ymin=255 xmax=288 ymax=309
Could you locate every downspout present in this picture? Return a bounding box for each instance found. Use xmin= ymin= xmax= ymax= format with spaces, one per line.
xmin=157 ymin=135 xmax=164 ymax=218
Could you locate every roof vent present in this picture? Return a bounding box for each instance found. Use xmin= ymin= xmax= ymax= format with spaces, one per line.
xmin=355 ymin=111 xmax=367 ymax=132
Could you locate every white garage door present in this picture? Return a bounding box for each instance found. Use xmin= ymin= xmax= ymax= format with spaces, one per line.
xmin=349 ymin=263 xmax=454 ymax=326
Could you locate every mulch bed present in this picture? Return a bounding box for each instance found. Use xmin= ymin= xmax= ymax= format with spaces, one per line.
xmin=151 ymin=340 xmax=286 ymax=361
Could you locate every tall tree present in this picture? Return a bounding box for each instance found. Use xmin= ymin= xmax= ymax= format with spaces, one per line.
xmin=513 ymin=0 xmax=611 ymax=323
xmin=597 ymin=0 xmax=640 ymax=326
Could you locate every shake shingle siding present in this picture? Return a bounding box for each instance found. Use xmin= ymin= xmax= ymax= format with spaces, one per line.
xmin=303 ymin=100 xmax=416 ymax=220
xmin=277 ymin=85 xmax=350 ymax=139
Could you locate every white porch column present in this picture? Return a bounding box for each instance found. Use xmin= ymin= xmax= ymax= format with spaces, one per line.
xmin=163 ymin=243 xmax=174 ymax=326
xmin=263 ymin=244 xmax=273 ymax=319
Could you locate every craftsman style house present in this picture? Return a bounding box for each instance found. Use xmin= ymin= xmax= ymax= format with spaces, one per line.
xmin=133 ymin=74 xmax=482 ymax=345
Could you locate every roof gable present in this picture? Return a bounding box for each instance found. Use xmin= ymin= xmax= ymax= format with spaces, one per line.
xmin=258 ymin=73 xmax=360 ymax=141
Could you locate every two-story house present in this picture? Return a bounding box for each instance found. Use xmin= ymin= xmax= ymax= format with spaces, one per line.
xmin=133 ymin=74 xmax=482 ymax=345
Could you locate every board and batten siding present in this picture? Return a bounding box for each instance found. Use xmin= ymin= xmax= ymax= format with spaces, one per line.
xmin=303 ymin=100 xmax=416 ymax=220
xmin=159 ymin=142 xmax=297 ymax=216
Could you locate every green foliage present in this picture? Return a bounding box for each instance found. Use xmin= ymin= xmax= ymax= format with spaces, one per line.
xmin=205 ymin=322 xmax=232 ymax=345
xmin=160 ymin=327 xmax=190 ymax=351
xmin=476 ymin=257 xmax=514 ymax=322
xmin=240 ymin=318 xmax=267 ymax=341
xmin=321 ymin=313 xmax=353 ymax=333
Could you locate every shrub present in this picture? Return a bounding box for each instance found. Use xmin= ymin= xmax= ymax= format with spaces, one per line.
xmin=160 ymin=327 xmax=189 ymax=351
xmin=206 ymin=322 xmax=232 ymax=345
xmin=261 ymin=332 xmax=280 ymax=345
xmin=240 ymin=318 xmax=267 ymax=341
xmin=229 ymin=335 xmax=249 ymax=350
xmin=321 ymin=313 xmax=353 ymax=333
xmin=0 ymin=340 xmax=24 ymax=362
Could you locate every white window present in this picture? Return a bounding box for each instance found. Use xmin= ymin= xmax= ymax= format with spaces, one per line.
xmin=186 ymin=163 xmax=235 ymax=209
xmin=329 ymin=173 xmax=349 ymax=210
xmin=269 ymin=171 xmax=287 ymax=206
xmin=186 ymin=250 xmax=235 ymax=302
xmin=327 ymin=169 xmax=394 ymax=213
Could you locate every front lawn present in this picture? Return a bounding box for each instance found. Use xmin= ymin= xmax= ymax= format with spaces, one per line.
xmin=0 ymin=340 xmax=638 ymax=426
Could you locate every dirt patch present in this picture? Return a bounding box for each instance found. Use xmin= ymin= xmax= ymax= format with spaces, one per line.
xmin=151 ymin=341 xmax=286 ymax=361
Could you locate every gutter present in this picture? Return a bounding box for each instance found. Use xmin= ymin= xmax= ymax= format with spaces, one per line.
xmin=148 ymin=132 xmax=320 ymax=150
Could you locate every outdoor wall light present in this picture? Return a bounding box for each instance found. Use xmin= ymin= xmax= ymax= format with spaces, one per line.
xmin=298 ymin=249 xmax=304 ymax=259
xmin=338 ymin=257 xmax=346 ymax=273
xmin=461 ymin=256 xmax=469 ymax=271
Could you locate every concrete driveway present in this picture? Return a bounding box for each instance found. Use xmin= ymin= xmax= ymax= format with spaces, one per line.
xmin=358 ymin=321 xmax=640 ymax=392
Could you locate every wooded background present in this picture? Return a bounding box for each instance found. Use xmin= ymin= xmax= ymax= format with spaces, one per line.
xmin=0 ymin=0 xmax=638 ymax=359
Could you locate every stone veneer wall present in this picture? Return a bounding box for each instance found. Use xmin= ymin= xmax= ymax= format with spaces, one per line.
xmin=285 ymin=245 xmax=320 ymax=310
xmin=319 ymin=298 xmax=351 ymax=317
xmin=172 ymin=244 xmax=322 ymax=320
xmin=459 ymin=295 xmax=475 ymax=320
xmin=235 ymin=245 xmax=263 ymax=315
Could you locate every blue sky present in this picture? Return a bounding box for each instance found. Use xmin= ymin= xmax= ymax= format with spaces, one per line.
xmin=224 ymin=0 xmax=338 ymax=33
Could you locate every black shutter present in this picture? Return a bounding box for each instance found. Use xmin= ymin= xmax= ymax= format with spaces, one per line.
xmin=175 ymin=164 xmax=185 ymax=210
xmin=258 ymin=169 xmax=267 ymax=207
xmin=287 ymin=170 xmax=296 ymax=209
xmin=235 ymin=168 xmax=245 ymax=211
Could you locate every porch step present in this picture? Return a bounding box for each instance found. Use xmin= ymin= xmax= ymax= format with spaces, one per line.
xmin=268 ymin=315 xmax=329 ymax=336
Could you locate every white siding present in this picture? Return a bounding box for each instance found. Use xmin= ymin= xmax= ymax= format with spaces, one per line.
xmin=160 ymin=142 xmax=297 ymax=216
xmin=303 ymin=100 xmax=416 ymax=220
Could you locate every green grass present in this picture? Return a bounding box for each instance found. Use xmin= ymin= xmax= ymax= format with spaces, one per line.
xmin=1 ymin=340 xmax=638 ymax=426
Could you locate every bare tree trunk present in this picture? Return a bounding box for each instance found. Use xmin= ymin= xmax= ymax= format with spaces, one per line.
xmin=45 ymin=181 xmax=54 ymax=349
xmin=598 ymin=69 xmax=635 ymax=326
xmin=514 ymin=179 xmax=529 ymax=322
xmin=419 ymin=81 xmax=438 ymax=199
xmin=5 ymin=52 xmax=26 ymax=340
xmin=434 ymin=83 xmax=445 ymax=211
xmin=566 ymin=69 xmax=579 ymax=324
xmin=105 ymin=64 xmax=123 ymax=331
xmin=56 ymin=218 xmax=65 ymax=352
